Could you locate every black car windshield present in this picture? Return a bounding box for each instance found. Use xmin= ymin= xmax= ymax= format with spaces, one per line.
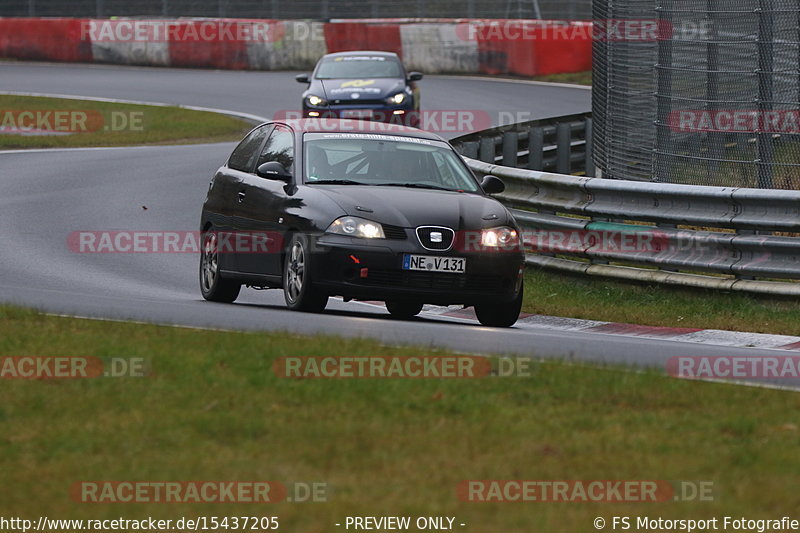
xmin=304 ymin=133 xmax=480 ymax=193
xmin=315 ymin=56 xmax=403 ymax=79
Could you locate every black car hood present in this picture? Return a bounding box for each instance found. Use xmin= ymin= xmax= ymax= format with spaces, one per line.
xmin=311 ymin=185 xmax=513 ymax=229
xmin=317 ymin=78 xmax=405 ymax=101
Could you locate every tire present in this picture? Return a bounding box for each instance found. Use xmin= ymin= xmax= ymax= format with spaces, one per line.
xmin=283 ymin=234 xmax=328 ymax=312
xmin=386 ymin=301 xmax=423 ymax=319
xmin=200 ymin=230 xmax=241 ymax=303
xmin=474 ymin=281 xmax=523 ymax=328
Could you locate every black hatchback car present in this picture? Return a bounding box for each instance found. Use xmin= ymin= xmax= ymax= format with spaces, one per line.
xmin=199 ymin=119 xmax=525 ymax=327
xmin=296 ymin=51 xmax=423 ymax=128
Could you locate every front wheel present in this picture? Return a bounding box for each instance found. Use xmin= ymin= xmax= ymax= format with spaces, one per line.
xmin=386 ymin=301 xmax=423 ymax=319
xmin=474 ymin=282 xmax=523 ymax=328
xmin=283 ymin=234 xmax=328 ymax=312
xmin=200 ymin=230 xmax=241 ymax=303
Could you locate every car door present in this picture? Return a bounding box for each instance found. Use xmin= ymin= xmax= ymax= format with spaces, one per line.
xmin=207 ymin=124 xmax=272 ymax=273
xmin=234 ymin=124 xmax=296 ymax=277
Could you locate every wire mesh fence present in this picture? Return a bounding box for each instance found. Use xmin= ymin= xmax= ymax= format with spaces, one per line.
xmin=1 ymin=0 xmax=591 ymax=20
xmin=593 ymin=0 xmax=800 ymax=189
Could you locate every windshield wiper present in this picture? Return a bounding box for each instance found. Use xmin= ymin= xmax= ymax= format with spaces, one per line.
xmin=380 ymin=182 xmax=454 ymax=192
xmin=310 ymin=179 xmax=367 ymax=185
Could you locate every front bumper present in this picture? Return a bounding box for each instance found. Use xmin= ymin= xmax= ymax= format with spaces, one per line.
xmin=310 ymin=234 xmax=524 ymax=305
xmin=302 ymin=105 xmax=419 ymax=127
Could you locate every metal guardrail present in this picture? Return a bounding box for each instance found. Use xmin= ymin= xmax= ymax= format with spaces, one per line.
xmin=451 ymin=113 xmax=593 ymax=176
xmin=453 ymin=116 xmax=800 ymax=296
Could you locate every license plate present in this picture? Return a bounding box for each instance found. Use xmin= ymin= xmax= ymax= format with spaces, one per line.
xmin=341 ymin=109 xmax=374 ymax=119
xmin=402 ymin=255 xmax=466 ymax=274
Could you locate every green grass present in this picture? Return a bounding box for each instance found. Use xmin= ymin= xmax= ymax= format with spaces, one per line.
xmin=1 ymin=305 xmax=799 ymax=532
xmin=522 ymin=268 xmax=800 ymax=335
xmin=532 ymin=70 xmax=592 ymax=86
xmin=0 ymin=95 xmax=253 ymax=149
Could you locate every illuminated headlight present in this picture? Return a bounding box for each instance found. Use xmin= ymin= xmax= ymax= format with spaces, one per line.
xmin=480 ymin=226 xmax=519 ymax=248
xmin=326 ymin=216 xmax=386 ymax=239
xmin=306 ymin=95 xmax=327 ymax=107
xmin=386 ymin=93 xmax=406 ymax=105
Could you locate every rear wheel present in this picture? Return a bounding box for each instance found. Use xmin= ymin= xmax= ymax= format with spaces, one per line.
xmin=385 ymin=301 xmax=424 ymax=319
xmin=200 ymin=230 xmax=241 ymax=303
xmin=474 ymin=282 xmax=523 ymax=328
xmin=283 ymin=234 xmax=328 ymax=312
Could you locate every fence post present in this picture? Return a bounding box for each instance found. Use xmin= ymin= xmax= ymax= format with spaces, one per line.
xmin=528 ymin=126 xmax=544 ymax=171
xmin=756 ymin=0 xmax=775 ymax=189
xmin=584 ymin=117 xmax=594 ymax=176
xmin=461 ymin=142 xmax=479 ymax=159
xmin=502 ymin=132 xmax=519 ymax=167
xmin=556 ymin=122 xmax=571 ymax=174
xmin=479 ymin=137 xmax=495 ymax=164
xmin=28 ymin=0 xmax=35 ymax=16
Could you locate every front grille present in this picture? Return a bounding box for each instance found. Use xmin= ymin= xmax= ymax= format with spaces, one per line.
xmin=333 ymin=100 xmax=385 ymax=106
xmin=382 ymin=224 xmax=407 ymax=240
xmin=416 ymin=226 xmax=454 ymax=251
xmin=364 ymin=269 xmax=506 ymax=292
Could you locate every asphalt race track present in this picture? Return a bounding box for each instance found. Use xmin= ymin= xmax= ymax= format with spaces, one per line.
xmin=1 ymin=61 xmax=794 ymax=387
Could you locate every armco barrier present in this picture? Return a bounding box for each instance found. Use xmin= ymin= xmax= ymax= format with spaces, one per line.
xmin=0 ymin=17 xmax=591 ymax=76
xmin=451 ymin=113 xmax=593 ymax=176
xmin=460 ymin=154 xmax=800 ymax=296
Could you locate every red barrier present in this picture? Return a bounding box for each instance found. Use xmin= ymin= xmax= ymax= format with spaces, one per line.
xmin=167 ymin=20 xmax=260 ymax=69
xmin=324 ymin=22 xmax=403 ymax=57
xmin=473 ymin=21 xmax=592 ymax=76
xmin=0 ymin=18 xmax=591 ymax=77
xmin=0 ymin=18 xmax=92 ymax=62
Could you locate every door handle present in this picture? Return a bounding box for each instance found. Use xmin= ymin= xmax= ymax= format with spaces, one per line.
xmin=237 ymin=191 xmax=246 ymax=203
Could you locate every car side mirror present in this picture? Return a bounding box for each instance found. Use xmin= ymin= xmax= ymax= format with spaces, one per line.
xmin=257 ymin=161 xmax=292 ymax=182
xmin=295 ymin=73 xmax=310 ymax=83
xmin=407 ymin=72 xmax=424 ymax=82
xmin=480 ymin=175 xmax=505 ymax=195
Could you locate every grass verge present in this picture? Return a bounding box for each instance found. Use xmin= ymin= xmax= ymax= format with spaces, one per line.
xmin=532 ymin=70 xmax=592 ymax=86
xmin=0 ymin=95 xmax=253 ymax=149
xmin=1 ymin=305 xmax=798 ymax=532
xmin=522 ymin=268 xmax=800 ymax=336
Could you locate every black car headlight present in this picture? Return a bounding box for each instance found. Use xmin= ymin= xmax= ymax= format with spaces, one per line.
xmin=306 ymin=95 xmax=328 ymax=107
xmin=386 ymin=93 xmax=407 ymax=105
xmin=326 ymin=216 xmax=386 ymax=239
xmin=480 ymin=226 xmax=519 ymax=248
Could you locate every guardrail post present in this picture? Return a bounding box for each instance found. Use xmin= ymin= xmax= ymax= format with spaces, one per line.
xmin=756 ymin=0 xmax=775 ymax=189
xmin=479 ymin=137 xmax=495 ymax=164
xmin=502 ymin=132 xmax=518 ymax=167
xmin=460 ymin=142 xmax=479 ymax=160
xmin=556 ymin=122 xmax=571 ymax=174
xmin=528 ymin=126 xmax=544 ymax=171
xmin=584 ymin=118 xmax=594 ymax=176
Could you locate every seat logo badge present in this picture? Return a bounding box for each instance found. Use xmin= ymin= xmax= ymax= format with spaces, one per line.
xmin=430 ymin=232 xmax=443 ymax=243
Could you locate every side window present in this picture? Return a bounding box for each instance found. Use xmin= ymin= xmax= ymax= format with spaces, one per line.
xmin=228 ymin=125 xmax=271 ymax=172
xmin=257 ymin=126 xmax=295 ymax=173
